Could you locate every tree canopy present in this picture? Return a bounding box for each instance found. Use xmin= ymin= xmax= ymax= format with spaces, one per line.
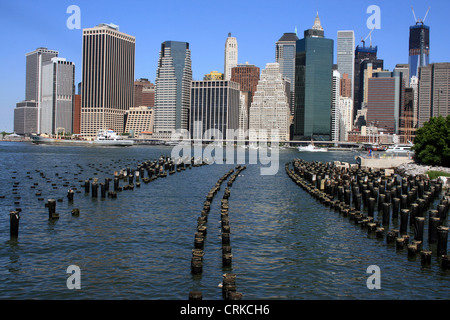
xmin=412 ymin=115 xmax=450 ymax=167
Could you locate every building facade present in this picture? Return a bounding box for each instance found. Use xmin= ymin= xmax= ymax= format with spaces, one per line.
xmin=124 ymin=106 xmax=155 ymax=137
xmin=14 ymin=101 xmax=38 ymax=135
xmin=230 ymin=62 xmax=260 ymax=129
xmin=418 ymin=63 xmax=450 ymax=128
xmin=276 ymin=32 xmax=298 ymax=114
xmin=366 ymin=71 xmax=405 ymax=134
xmin=224 ymin=33 xmax=238 ymax=81
xmin=190 ymin=80 xmax=240 ymax=141
xmin=353 ymin=45 xmax=383 ymax=120
xmin=249 ymin=63 xmax=290 ymax=142
xmin=154 ymin=41 xmax=192 ymax=139
xmin=40 ymin=57 xmax=75 ymax=134
xmin=293 ymin=13 xmax=333 ymax=141
xmin=22 ymin=47 xmax=59 ymax=134
xmin=331 ymin=69 xmax=341 ymax=142
xmin=80 ymin=23 xmax=136 ymax=136
xmin=134 ymin=78 xmax=155 ymax=108
xmin=204 ymin=71 xmax=223 ymax=80
xmin=337 ymin=30 xmax=355 ymax=99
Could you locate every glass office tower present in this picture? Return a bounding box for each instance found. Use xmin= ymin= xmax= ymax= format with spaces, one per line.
xmin=293 ymin=13 xmax=333 ymax=141
xmin=409 ymin=24 xmax=430 ymax=79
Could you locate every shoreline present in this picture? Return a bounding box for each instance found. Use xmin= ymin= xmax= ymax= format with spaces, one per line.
xmin=396 ymin=162 xmax=450 ymax=178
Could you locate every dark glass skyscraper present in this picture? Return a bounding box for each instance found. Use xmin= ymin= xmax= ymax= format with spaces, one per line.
xmin=409 ymin=24 xmax=430 ymax=79
xmin=293 ymin=13 xmax=333 ymax=141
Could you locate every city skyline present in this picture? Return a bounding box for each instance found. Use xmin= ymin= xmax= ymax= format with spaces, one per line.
xmin=0 ymin=0 xmax=449 ymax=132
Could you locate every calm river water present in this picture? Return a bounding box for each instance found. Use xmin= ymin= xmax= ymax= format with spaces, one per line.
xmin=0 ymin=141 xmax=448 ymax=300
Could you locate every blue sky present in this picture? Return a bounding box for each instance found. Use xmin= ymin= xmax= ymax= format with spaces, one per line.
xmin=0 ymin=0 xmax=448 ymax=132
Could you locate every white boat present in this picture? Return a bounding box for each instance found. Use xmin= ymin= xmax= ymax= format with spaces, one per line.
xmin=385 ymin=144 xmax=413 ymax=153
xmin=93 ymin=129 xmax=134 ymax=146
xmin=298 ymin=143 xmax=327 ymax=152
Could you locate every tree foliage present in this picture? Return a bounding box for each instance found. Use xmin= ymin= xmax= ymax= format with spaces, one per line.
xmin=412 ymin=115 xmax=450 ymax=167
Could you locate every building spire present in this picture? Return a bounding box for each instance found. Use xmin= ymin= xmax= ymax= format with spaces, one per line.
xmin=312 ymin=11 xmax=323 ymax=31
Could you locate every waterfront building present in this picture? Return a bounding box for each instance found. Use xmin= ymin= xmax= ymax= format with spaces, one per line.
xmin=13 ymin=101 xmax=38 ymax=135
xmin=20 ymin=47 xmax=59 ymax=134
xmin=338 ymin=96 xmax=354 ymax=141
xmin=224 ymin=33 xmax=238 ymax=81
xmin=73 ymin=94 xmax=81 ymax=134
xmin=204 ymin=71 xmax=223 ymax=80
xmin=293 ymin=12 xmax=333 ymax=141
xmin=366 ymin=71 xmax=405 ymax=134
xmin=331 ymin=69 xmax=341 ymax=142
xmin=249 ymin=62 xmax=290 ymax=142
xmin=80 ymin=23 xmax=136 ymax=137
xmin=340 ymin=73 xmax=352 ymax=98
xmin=276 ymin=32 xmax=299 ymax=114
xmin=418 ymin=63 xmax=450 ymax=128
xmin=154 ymin=41 xmax=192 ymax=139
xmin=134 ymin=78 xmax=155 ymax=108
xmin=409 ymin=23 xmax=430 ymax=79
xmin=124 ymin=106 xmax=154 ymax=137
xmin=337 ymin=31 xmax=355 ymax=99
xmin=353 ymin=45 xmax=383 ymax=120
xmin=190 ymin=80 xmax=240 ymax=141
xmin=40 ymin=57 xmax=75 ymax=135
xmin=230 ymin=62 xmax=260 ymax=129
xmin=410 ymin=75 xmax=419 ymax=128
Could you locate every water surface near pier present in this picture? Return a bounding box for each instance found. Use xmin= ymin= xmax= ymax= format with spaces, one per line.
xmin=0 ymin=142 xmax=448 ymax=299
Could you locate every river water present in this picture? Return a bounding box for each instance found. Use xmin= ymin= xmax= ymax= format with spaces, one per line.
xmin=0 ymin=142 xmax=448 ymax=300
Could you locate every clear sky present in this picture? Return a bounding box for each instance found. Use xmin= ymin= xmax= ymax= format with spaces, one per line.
xmin=0 ymin=0 xmax=448 ymax=132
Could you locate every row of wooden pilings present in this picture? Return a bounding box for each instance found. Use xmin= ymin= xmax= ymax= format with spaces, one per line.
xmin=9 ymin=156 xmax=209 ymax=238
xmin=189 ymin=165 xmax=247 ymax=301
xmin=285 ymin=159 xmax=450 ymax=270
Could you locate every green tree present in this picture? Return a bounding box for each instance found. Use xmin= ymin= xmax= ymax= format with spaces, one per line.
xmin=412 ymin=115 xmax=450 ymax=167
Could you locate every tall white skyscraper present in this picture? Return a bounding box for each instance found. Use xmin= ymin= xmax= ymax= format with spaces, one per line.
xmin=337 ymin=31 xmax=355 ymax=100
xmin=154 ymin=41 xmax=192 ymax=139
xmin=249 ymin=63 xmax=290 ymax=142
xmin=331 ymin=69 xmax=341 ymax=142
xmin=25 ymin=47 xmax=59 ymax=134
xmin=224 ymin=33 xmax=238 ymax=81
xmin=41 ymin=57 xmax=75 ymax=134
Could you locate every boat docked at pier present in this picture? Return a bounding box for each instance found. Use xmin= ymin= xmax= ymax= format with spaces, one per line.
xmin=298 ymin=142 xmax=327 ymax=152
xmin=385 ymin=144 xmax=413 ymax=154
xmin=93 ymin=129 xmax=134 ymax=146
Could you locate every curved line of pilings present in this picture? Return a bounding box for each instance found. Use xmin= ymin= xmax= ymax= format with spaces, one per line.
xmin=285 ymin=159 xmax=450 ymax=271
xmin=8 ymin=156 xmax=210 ymax=239
xmin=189 ymin=165 xmax=246 ymax=301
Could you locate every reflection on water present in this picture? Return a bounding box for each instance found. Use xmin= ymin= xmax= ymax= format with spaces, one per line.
xmin=0 ymin=142 xmax=448 ymax=300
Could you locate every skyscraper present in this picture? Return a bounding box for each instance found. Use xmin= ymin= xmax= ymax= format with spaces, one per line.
xmin=134 ymin=78 xmax=155 ymax=108
xmin=154 ymin=41 xmax=192 ymax=139
xmin=293 ymin=12 xmax=334 ymax=141
xmin=337 ymin=31 xmax=355 ymax=99
xmin=276 ymin=32 xmax=298 ymax=114
xmin=249 ymin=63 xmax=290 ymax=142
xmin=81 ymin=23 xmax=136 ymax=136
xmin=366 ymin=71 xmax=405 ymax=134
xmin=24 ymin=47 xmax=59 ymax=134
xmin=331 ymin=68 xmax=341 ymax=142
xmin=230 ymin=62 xmax=260 ymax=130
xmin=409 ymin=23 xmax=430 ymax=79
xmin=418 ymin=63 xmax=450 ymax=128
xmin=353 ymin=45 xmax=383 ymax=120
xmin=224 ymin=33 xmax=238 ymax=81
xmin=40 ymin=57 xmax=75 ymax=134
xmin=190 ymin=80 xmax=240 ymax=141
